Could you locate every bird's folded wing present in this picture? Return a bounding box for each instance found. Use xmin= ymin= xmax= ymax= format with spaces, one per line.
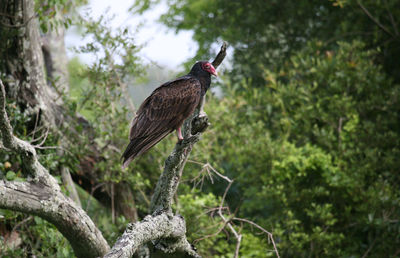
xmin=129 ymin=77 xmax=201 ymax=140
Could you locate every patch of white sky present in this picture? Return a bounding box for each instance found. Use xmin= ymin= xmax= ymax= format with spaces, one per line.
xmin=65 ymin=0 xmax=198 ymax=69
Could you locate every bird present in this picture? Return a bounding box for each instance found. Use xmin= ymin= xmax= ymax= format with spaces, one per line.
xmin=121 ymin=61 xmax=218 ymax=168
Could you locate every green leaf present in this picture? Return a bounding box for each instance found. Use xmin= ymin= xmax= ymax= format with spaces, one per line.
xmin=6 ymin=171 xmax=16 ymax=181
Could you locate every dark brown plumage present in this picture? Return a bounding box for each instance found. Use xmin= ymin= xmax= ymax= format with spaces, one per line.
xmin=121 ymin=61 xmax=217 ymax=168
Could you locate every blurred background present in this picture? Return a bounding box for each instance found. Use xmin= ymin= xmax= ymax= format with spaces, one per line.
xmin=1 ymin=0 xmax=400 ymax=257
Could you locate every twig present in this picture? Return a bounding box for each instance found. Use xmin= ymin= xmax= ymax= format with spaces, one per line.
xmin=111 ymin=182 xmax=115 ymax=224
xmin=234 ymin=234 xmax=242 ymax=258
xmin=361 ymin=238 xmax=377 ymax=258
xmin=190 ymin=160 xmax=280 ymax=258
xmin=338 ymin=117 xmax=344 ymax=149
xmin=86 ymin=182 xmax=107 ymax=212
xmin=33 ymin=145 xmax=73 ymax=156
xmin=0 ymin=12 xmax=18 ymax=18
xmin=383 ymin=0 xmax=399 ymax=36
xmin=193 ymin=222 xmax=229 ymax=244
xmin=356 ymin=0 xmax=394 ymax=38
xmin=31 ymin=127 xmax=50 ymax=147
xmin=31 ymin=110 xmax=41 ymax=140
xmin=233 ymin=218 xmax=280 ymax=258
xmin=11 ymin=216 xmax=33 ymax=232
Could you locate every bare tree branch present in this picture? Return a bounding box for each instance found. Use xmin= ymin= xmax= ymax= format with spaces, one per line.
xmin=212 ymin=42 xmax=228 ymax=69
xmin=150 ymin=133 xmax=204 ymax=214
xmin=0 ymin=180 xmax=108 ymax=257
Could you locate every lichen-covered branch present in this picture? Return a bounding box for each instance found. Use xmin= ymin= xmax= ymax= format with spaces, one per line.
xmin=0 ymin=180 xmax=109 ymax=257
xmin=105 ymin=213 xmax=197 ymax=258
xmin=0 ymin=80 xmax=110 ymax=257
xmin=149 ymin=133 xmax=203 ymax=214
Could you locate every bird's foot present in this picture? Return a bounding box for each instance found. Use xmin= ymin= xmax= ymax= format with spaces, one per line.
xmin=176 ymin=127 xmax=184 ymax=141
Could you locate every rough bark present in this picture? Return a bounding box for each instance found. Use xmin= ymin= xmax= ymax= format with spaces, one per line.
xmin=0 ymin=80 xmax=110 ymax=257
xmin=105 ymin=213 xmax=195 ymax=258
xmin=41 ymin=14 xmax=70 ymax=96
xmin=0 ymin=0 xmax=63 ymax=127
xmin=150 ymin=131 xmax=205 ymax=214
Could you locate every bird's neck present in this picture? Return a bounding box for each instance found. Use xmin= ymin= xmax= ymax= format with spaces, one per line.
xmin=189 ymin=72 xmax=211 ymax=95
xmin=198 ymin=75 xmax=211 ymax=95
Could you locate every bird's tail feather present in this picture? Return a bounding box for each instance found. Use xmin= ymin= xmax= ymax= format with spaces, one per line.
xmin=121 ymin=140 xmax=138 ymax=169
xmin=121 ymin=131 xmax=171 ymax=169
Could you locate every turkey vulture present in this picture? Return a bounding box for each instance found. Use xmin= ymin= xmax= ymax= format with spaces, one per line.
xmin=121 ymin=61 xmax=217 ymax=168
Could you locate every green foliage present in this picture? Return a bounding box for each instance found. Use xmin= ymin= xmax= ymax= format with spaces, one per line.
xmin=0 ymin=212 xmax=74 ymax=257
xmin=35 ymin=0 xmax=87 ymax=32
xmin=188 ymin=40 xmax=400 ymax=257
xmin=134 ymin=0 xmax=400 ymax=83
xmin=175 ymin=190 xmax=227 ymax=256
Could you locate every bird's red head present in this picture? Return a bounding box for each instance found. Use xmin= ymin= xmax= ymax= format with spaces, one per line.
xmin=201 ymin=62 xmax=218 ymax=77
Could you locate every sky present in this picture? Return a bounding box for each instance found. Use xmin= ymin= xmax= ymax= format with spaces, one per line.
xmin=65 ymin=0 xmax=198 ymax=68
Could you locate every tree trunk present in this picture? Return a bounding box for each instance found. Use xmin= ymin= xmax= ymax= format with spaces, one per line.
xmin=0 ymin=0 xmax=63 ymax=127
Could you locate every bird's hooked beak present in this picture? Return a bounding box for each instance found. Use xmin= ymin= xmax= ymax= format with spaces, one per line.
xmin=209 ymin=64 xmax=218 ymax=77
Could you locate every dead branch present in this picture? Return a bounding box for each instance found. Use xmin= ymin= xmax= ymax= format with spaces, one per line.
xmin=212 ymin=42 xmax=228 ymax=68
